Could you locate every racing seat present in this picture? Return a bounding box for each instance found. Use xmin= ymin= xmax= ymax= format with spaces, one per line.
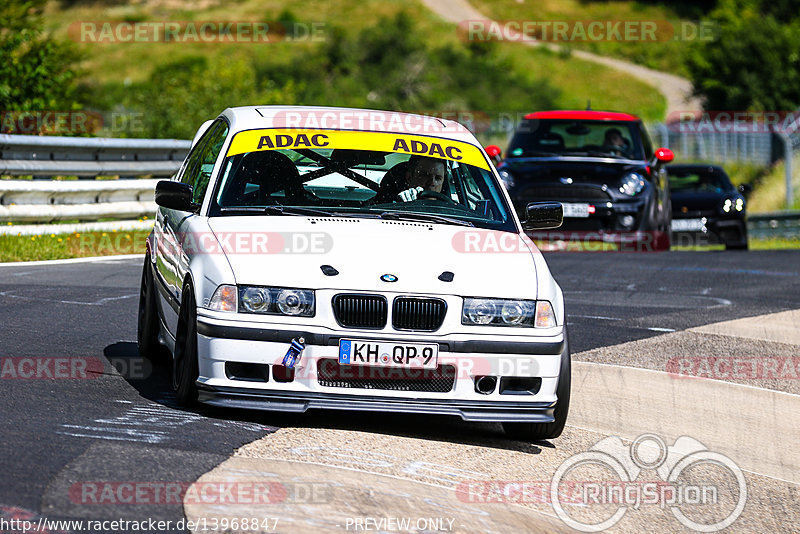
xmin=224 ymin=151 xmax=304 ymax=205
xmin=372 ymin=161 xmax=410 ymax=203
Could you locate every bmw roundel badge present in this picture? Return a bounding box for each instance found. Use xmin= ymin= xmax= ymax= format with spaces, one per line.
xmin=380 ymin=274 xmax=398 ymax=283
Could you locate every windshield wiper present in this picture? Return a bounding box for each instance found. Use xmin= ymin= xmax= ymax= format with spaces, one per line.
xmin=379 ymin=211 xmax=474 ymax=227
xmin=220 ymin=206 xmax=349 ymax=218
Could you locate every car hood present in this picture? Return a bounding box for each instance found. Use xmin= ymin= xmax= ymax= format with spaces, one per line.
xmin=502 ymin=159 xmax=645 ymax=184
xmin=207 ymin=216 xmax=540 ymax=299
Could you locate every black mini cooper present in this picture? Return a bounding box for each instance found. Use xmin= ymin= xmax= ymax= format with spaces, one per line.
xmin=488 ymin=110 xmax=674 ymax=250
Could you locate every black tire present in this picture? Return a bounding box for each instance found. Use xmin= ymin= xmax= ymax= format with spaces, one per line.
xmin=726 ymin=226 xmax=749 ymax=250
xmin=653 ymin=223 xmax=671 ymax=251
xmin=173 ymin=284 xmax=199 ymax=406
xmin=137 ymin=253 xmax=165 ymax=361
xmin=503 ymin=336 xmax=571 ymax=442
xmin=726 ymin=242 xmax=749 ymax=251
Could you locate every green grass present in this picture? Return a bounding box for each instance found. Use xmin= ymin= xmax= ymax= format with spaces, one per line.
xmin=43 ymin=0 xmax=667 ymax=129
xmin=743 ymin=156 xmax=800 ymax=213
xmin=470 ymin=0 xmax=704 ymax=76
xmin=749 ymin=237 xmax=800 ymax=250
xmin=0 ymin=230 xmax=150 ymax=262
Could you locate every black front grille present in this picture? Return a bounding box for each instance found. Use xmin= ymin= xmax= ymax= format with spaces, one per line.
xmin=332 ymin=294 xmax=387 ymax=329
xmin=525 ymin=186 xmax=611 ymax=202
xmin=392 ymin=297 xmax=446 ymax=331
xmin=316 ymin=359 xmax=456 ymax=392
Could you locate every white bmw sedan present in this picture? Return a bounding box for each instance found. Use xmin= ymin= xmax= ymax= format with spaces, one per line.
xmin=138 ymin=106 xmax=569 ymax=441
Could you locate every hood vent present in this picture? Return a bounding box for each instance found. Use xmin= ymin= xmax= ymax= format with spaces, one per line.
xmin=320 ymin=265 xmax=339 ymax=276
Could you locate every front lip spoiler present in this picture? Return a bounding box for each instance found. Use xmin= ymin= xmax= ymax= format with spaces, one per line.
xmin=196 ymin=385 xmax=556 ymax=423
xmin=195 ymin=319 xmax=565 ymax=355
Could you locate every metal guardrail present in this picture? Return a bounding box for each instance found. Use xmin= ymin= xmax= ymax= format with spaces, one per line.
xmin=748 ymin=211 xmax=800 ymax=240
xmin=0 ymin=135 xmax=189 ymax=233
xmin=0 ymin=180 xmax=159 ymax=223
xmin=0 ymin=134 xmax=190 ymax=177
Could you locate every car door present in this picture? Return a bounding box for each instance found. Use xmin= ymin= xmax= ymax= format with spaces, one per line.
xmin=155 ymin=119 xmax=228 ymax=337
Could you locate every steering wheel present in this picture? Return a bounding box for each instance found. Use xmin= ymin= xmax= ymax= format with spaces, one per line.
xmin=417 ymin=190 xmax=454 ymax=202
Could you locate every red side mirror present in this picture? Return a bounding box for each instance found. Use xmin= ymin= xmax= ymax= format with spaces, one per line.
xmin=655 ymin=148 xmax=674 ymax=163
xmin=485 ymin=144 xmax=502 ymax=163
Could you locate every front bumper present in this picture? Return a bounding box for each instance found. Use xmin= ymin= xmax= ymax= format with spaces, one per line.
xmin=671 ymin=215 xmax=747 ymax=246
xmin=197 ymin=387 xmax=556 ymax=422
xmin=555 ymin=198 xmax=648 ymax=232
xmin=194 ymin=314 xmax=567 ymax=423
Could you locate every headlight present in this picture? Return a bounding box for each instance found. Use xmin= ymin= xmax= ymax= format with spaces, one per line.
xmin=241 ymin=287 xmax=271 ymax=312
xmin=463 ymin=299 xmax=498 ymax=325
xmin=722 ymin=198 xmax=732 ymax=213
xmin=723 ymin=198 xmax=744 ymax=213
xmin=208 ymin=284 xmax=237 ymax=312
xmin=462 ymin=298 xmax=555 ymax=327
xmin=276 ymin=288 xmax=314 ymax=316
xmin=619 ymin=172 xmax=645 ymax=196
xmin=238 ymin=286 xmax=315 ymax=316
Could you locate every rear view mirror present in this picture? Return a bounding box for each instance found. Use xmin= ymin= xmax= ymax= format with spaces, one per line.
xmin=523 ymin=202 xmax=563 ymax=230
xmin=566 ymin=123 xmax=591 ymax=136
xmin=654 ymin=148 xmax=674 ymax=164
xmin=485 ymin=145 xmax=502 ymax=164
xmin=155 ymin=181 xmax=198 ymax=212
xmin=738 ymin=183 xmax=753 ymax=197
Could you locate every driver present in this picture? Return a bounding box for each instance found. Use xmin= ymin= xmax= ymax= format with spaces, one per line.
xmin=603 ymin=128 xmax=628 ymax=156
xmin=398 ymin=155 xmax=446 ymax=201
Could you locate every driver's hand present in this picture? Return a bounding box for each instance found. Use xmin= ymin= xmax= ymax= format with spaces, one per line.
xmin=398 ymin=186 xmax=424 ymax=202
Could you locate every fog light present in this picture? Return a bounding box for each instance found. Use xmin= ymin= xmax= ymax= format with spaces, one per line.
xmin=619 ymin=215 xmax=635 ymax=229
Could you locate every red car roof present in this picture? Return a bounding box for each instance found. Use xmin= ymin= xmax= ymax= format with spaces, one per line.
xmin=524 ymin=110 xmax=640 ymax=121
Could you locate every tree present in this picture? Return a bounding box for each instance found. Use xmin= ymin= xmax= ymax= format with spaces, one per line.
xmin=0 ymin=0 xmax=82 ymax=112
xmin=686 ymin=0 xmax=800 ymax=111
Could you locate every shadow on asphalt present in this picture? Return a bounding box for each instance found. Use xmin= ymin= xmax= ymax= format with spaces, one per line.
xmin=103 ymin=341 xmax=550 ymax=455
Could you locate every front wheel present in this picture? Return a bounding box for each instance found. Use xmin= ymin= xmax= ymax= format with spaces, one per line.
xmin=173 ymin=284 xmax=199 ymax=406
xmin=503 ymin=336 xmax=571 ymax=442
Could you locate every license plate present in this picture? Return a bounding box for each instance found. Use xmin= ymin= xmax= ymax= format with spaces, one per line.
xmin=671 ymin=218 xmax=705 ymax=232
xmin=562 ymin=203 xmax=591 ymax=218
xmin=338 ymin=339 xmax=438 ymax=369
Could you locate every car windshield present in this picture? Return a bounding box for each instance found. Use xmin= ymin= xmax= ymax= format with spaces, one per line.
xmin=209 ymin=129 xmax=515 ymax=231
xmin=507 ymin=119 xmax=644 ymax=160
xmin=669 ymin=168 xmax=732 ymax=193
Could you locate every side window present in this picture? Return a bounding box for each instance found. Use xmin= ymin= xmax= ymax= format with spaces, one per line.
xmin=181 ymin=120 xmax=229 ymax=204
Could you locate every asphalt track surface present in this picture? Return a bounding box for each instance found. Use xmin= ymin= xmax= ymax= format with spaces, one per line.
xmin=0 ymin=250 xmax=798 ymax=533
